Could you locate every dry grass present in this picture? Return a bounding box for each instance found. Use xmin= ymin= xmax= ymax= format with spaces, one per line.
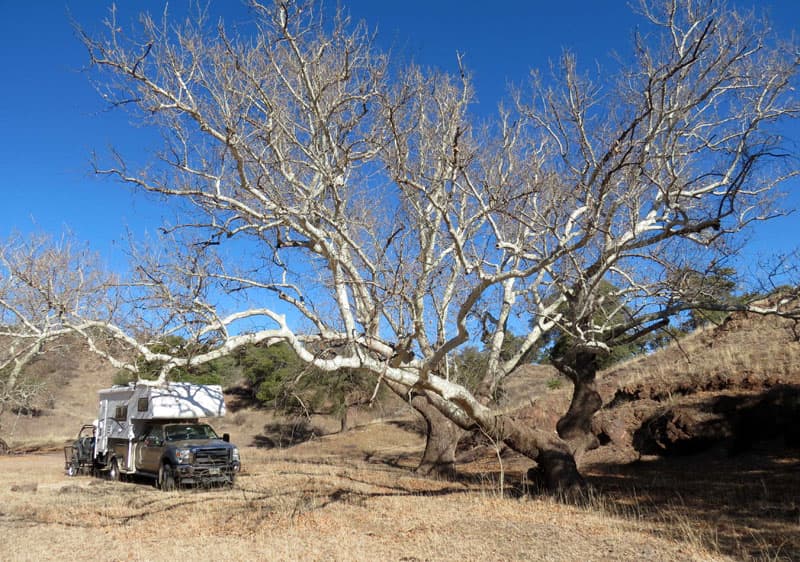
xmin=605 ymin=311 xmax=800 ymax=398
xmin=2 ymin=308 xmax=798 ymax=561
xmin=583 ymin=451 xmax=800 ymax=562
xmin=2 ymin=417 xmax=797 ymax=562
xmin=1 ymin=445 xmax=733 ymax=562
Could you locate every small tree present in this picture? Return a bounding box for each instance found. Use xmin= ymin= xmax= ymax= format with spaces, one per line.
xmin=240 ymin=342 xmax=381 ymax=432
xmin=543 ymin=281 xmax=646 ymax=369
xmin=676 ymin=266 xmax=739 ymax=330
xmin=239 ymin=342 xmax=303 ymax=405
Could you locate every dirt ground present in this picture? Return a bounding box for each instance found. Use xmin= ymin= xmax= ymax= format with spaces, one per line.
xmin=1 ymin=420 xmax=797 ymax=562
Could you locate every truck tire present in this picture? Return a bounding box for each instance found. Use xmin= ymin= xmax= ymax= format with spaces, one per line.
xmin=108 ymin=457 xmax=121 ymax=482
xmin=158 ymin=462 xmax=176 ymax=491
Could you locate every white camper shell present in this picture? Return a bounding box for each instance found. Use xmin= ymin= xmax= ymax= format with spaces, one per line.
xmin=94 ymin=382 xmax=227 ymax=472
xmin=95 ymin=382 xmax=226 ymax=453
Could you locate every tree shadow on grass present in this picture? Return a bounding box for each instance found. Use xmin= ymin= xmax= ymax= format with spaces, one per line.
xmin=587 ymin=385 xmax=800 ymax=560
xmin=385 ymin=419 xmax=426 ymax=435
xmin=585 ymin=447 xmax=800 ymax=560
xmin=363 ymin=450 xmax=421 ymax=471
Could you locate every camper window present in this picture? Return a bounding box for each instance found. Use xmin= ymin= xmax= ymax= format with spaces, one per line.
xmin=114 ymin=405 xmax=127 ymax=420
xmin=137 ymin=398 xmax=149 ymax=412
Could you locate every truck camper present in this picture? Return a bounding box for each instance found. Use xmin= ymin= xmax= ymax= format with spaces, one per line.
xmin=65 ymin=381 xmax=240 ymax=489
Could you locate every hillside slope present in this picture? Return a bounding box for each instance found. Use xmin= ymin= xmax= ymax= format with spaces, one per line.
xmin=0 ymin=338 xmax=116 ymax=446
xmin=498 ymin=305 xmax=800 ymax=465
xmin=591 ymin=306 xmax=800 ymax=461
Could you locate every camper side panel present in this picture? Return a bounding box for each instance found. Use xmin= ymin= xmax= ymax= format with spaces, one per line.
xmin=133 ymin=383 xmax=226 ymax=419
xmin=95 ymin=387 xmax=135 ymax=455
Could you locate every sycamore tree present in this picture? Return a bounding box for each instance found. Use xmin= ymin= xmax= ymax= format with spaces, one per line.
xmin=78 ymin=0 xmax=799 ymax=488
xmin=0 ymin=232 xmax=117 ymax=436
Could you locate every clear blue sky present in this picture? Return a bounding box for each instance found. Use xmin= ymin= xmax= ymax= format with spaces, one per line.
xmin=0 ymin=1 xmax=798 ymax=273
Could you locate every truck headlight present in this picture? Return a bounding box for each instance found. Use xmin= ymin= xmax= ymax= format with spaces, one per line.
xmin=232 ymin=447 xmax=240 ymax=463
xmin=175 ymin=448 xmax=193 ymax=464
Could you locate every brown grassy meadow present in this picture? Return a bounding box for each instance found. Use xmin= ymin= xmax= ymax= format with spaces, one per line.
xmin=1 ymin=309 xmax=799 ymax=561
xmin=1 ymin=420 xmax=797 ymax=561
xmin=0 ymin=439 xmax=742 ymax=561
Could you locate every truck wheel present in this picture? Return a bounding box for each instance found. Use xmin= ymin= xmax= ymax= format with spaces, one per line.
xmin=158 ymin=462 xmax=176 ymax=491
xmin=108 ymin=458 xmax=121 ymax=482
xmin=66 ymin=460 xmax=79 ymax=477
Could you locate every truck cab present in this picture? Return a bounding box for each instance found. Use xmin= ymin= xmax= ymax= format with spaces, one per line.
xmin=135 ymin=420 xmax=240 ymax=488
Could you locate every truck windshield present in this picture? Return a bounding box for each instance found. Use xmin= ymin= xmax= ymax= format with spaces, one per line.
xmin=164 ymin=424 xmax=218 ymax=441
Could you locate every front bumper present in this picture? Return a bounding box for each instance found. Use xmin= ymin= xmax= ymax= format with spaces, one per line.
xmin=175 ymin=461 xmax=240 ymax=484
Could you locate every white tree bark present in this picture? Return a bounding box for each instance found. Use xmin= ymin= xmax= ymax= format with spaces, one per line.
xmin=0 ymin=232 xmax=118 ymax=419
xmin=71 ymin=0 xmax=799 ymax=485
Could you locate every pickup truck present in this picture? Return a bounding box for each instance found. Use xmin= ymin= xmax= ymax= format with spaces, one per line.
xmin=67 ymin=382 xmax=241 ymax=489
xmin=130 ymin=421 xmax=241 ymax=489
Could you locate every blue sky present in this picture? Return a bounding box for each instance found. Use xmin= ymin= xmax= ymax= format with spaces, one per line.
xmin=0 ymin=0 xmax=798 ymax=274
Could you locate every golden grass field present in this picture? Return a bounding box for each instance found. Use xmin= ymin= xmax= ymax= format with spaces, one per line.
xmin=0 ymin=443 xmax=738 ymax=560
xmin=1 ymin=309 xmax=799 ymax=561
xmin=1 ymin=419 xmax=797 ymax=561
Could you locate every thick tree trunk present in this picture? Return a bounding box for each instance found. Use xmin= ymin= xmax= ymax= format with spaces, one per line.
xmin=411 ymin=393 xmax=465 ymax=478
xmin=555 ymin=351 xmax=603 ymax=462
xmin=384 ymin=380 xmax=465 ymax=478
xmin=477 ymin=410 xmax=586 ymax=493
xmin=385 ymin=378 xmax=585 ymax=491
xmin=339 ymin=405 xmax=352 ymax=433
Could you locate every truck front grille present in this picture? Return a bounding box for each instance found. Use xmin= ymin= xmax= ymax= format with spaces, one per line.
xmin=194 ymin=448 xmax=230 ymax=466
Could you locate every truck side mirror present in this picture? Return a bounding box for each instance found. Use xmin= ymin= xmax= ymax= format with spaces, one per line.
xmin=222 ymin=433 xmax=230 ymax=442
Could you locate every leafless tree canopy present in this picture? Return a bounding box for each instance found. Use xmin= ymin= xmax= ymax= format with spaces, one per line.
xmin=74 ymin=0 xmax=798 ymax=485
xmin=0 ymin=232 xmax=117 ymax=419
